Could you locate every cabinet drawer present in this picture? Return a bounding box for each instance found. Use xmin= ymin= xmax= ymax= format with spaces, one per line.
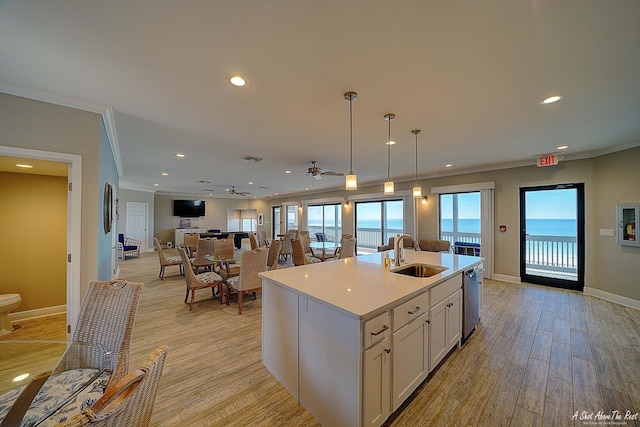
xmin=431 ymin=274 xmax=461 ymax=306
xmin=364 ymin=311 xmax=390 ymax=349
xmin=393 ymin=291 xmax=430 ymax=331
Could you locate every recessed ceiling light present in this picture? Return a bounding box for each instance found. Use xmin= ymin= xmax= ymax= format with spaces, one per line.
xmin=176 ymin=153 xmax=185 ymax=158
xmin=445 ymin=164 xmax=453 ymax=168
xmin=229 ymin=75 xmax=246 ymax=87
xmin=285 ymin=170 xmax=292 ymax=174
xmin=541 ymin=95 xmax=562 ymax=104
xmin=557 ymin=145 xmax=568 ymax=150
xmin=154 ymin=183 xmax=159 ymax=187
xmin=305 ymin=187 xmax=309 ymax=190
xmin=209 ymin=193 xmax=213 ymax=196
xmin=16 ymin=164 xmax=33 ymax=168
xmin=385 ymin=140 xmax=396 ymax=145
xmin=274 ymin=192 xmax=279 ymax=195
xmin=248 ymin=181 xmax=253 ymax=185
xmin=161 ymin=172 xmax=168 ymax=176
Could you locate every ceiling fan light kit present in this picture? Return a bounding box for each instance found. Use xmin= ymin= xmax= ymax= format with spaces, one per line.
xmin=383 ymin=113 xmax=395 ymax=195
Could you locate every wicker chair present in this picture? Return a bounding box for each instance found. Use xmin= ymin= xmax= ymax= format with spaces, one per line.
xmin=54 ymin=280 xmax=143 ymax=388
xmin=225 ymin=248 xmax=269 ymax=314
xmin=58 ymin=345 xmax=168 ymax=427
xmin=183 ymin=233 xmax=200 ymax=258
xmin=118 ymin=234 xmax=141 ymax=260
xmin=292 ymin=238 xmax=321 ymax=266
xmin=248 ymin=232 xmax=259 ymax=250
xmin=153 ymin=237 xmax=182 ymax=279
xmin=191 ymin=238 xmax=215 ymax=273
xmin=177 ymin=248 xmax=224 ymax=310
xmin=266 ymin=240 xmax=281 ymax=270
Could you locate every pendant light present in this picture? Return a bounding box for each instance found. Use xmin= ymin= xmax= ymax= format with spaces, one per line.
xmin=344 ymin=91 xmax=358 ymax=191
xmin=383 ymin=113 xmax=395 ymax=195
xmin=411 ymin=129 xmax=423 ymax=198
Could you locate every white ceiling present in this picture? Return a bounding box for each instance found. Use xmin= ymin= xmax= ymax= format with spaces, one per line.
xmin=1 ymin=1 xmax=639 ymax=199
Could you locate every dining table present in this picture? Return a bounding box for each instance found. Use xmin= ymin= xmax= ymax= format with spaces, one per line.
xmin=0 ymin=340 xmax=110 ymax=427
xmin=309 ymin=241 xmax=341 ymax=261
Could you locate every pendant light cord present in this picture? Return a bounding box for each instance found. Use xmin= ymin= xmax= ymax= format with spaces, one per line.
xmin=349 ymin=97 xmax=353 ymax=174
xmin=387 ymin=119 xmax=391 ymax=181
xmin=415 ymin=132 xmax=418 ymax=185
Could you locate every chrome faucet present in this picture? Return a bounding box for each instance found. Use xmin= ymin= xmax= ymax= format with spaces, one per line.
xmin=393 ymin=234 xmax=420 ymax=265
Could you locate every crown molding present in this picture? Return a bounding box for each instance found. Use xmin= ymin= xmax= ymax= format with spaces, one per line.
xmin=102 ymin=107 xmax=123 ymax=177
xmin=0 ymin=80 xmax=108 ymax=113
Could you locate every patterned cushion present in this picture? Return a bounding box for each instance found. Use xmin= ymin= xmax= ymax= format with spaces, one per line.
xmin=306 ymin=255 xmax=321 ymax=264
xmin=0 ymin=369 xmax=111 ymax=427
xmin=166 ymin=256 xmax=181 ymax=264
xmin=196 ymin=271 xmax=222 ymax=284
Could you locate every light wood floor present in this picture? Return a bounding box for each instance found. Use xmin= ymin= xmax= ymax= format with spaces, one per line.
xmin=3 ymin=252 xmax=640 ymax=426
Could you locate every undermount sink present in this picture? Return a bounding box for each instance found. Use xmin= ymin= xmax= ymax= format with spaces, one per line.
xmin=391 ymin=263 xmax=448 ymax=278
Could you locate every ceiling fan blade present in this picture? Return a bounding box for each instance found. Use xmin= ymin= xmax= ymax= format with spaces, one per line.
xmin=321 ymin=171 xmax=344 ymax=176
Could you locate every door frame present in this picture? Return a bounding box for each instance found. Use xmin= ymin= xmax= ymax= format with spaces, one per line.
xmin=0 ymin=145 xmax=82 ymax=336
xmin=519 ymin=183 xmax=585 ymax=291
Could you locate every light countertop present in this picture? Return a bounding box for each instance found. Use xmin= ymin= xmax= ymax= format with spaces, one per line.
xmin=259 ymin=250 xmax=482 ymax=319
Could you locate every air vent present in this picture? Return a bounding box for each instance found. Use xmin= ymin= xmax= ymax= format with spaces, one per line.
xmin=243 ymin=156 xmax=263 ymax=162
xmin=259 ymin=186 xmax=269 ymax=189
xmin=198 ymin=180 xmax=212 ymax=184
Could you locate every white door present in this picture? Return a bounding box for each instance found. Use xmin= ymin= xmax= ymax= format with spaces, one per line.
xmin=126 ymin=202 xmax=148 ymax=251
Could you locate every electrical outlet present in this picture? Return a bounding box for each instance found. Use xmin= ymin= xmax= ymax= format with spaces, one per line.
xmin=599 ymin=229 xmax=614 ymax=237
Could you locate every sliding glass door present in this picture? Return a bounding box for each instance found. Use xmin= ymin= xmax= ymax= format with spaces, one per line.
xmin=355 ymin=200 xmax=404 ymax=253
xmin=307 ymin=204 xmax=342 ymax=241
xmin=439 ymin=192 xmax=481 ymax=252
xmin=520 ymin=184 xmax=584 ymax=291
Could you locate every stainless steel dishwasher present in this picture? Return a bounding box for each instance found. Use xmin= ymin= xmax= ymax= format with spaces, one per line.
xmin=463 ymin=266 xmax=480 ymax=340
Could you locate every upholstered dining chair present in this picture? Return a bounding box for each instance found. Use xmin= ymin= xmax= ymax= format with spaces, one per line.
xmin=279 ymin=233 xmax=293 ymax=261
xmin=327 ymin=237 xmax=356 ymax=260
xmin=266 ymin=240 xmax=281 ymax=270
xmin=58 ymin=345 xmax=168 ymax=427
xmin=153 ymin=237 xmax=182 ymax=279
xmin=258 ymin=230 xmax=270 ymax=247
xmin=291 ymin=238 xmax=321 ymax=266
xmin=191 ymin=238 xmax=215 ymax=273
xmin=248 ymin=232 xmax=259 ymax=250
xmin=55 ymin=280 xmax=143 ymax=388
xmin=299 ymin=230 xmax=312 ymax=254
xmin=225 ymin=248 xmax=269 ymax=314
xmin=178 ymin=248 xmax=224 ymax=309
xmin=213 ymin=238 xmax=240 ymax=277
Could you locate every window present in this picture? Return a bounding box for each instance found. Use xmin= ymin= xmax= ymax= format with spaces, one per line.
xmin=355 ymin=199 xmax=404 ymax=253
xmin=439 ymin=192 xmax=481 ymax=249
xmin=241 ymin=218 xmax=256 ymax=233
xmin=272 ymin=206 xmax=281 ymax=238
xmin=307 ymin=204 xmax=342 ymax=241
xmin=286 ymin=205 xmax=298 ymax=230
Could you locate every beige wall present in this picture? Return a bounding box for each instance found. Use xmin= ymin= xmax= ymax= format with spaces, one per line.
xmin=0 ymin=172 xmax=67 ymax=310
xmin=267 ymin=147 xmax=640 ymax=302
xmin=0 ymin=93 xmax=102 ymax=300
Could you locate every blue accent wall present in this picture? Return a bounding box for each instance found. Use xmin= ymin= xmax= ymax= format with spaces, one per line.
xmin=97 ymin=118 xmax=119 ymax=280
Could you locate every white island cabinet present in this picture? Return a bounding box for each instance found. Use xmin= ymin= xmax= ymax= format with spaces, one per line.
xmin=260 ymin=250 xmax=481 ymax=427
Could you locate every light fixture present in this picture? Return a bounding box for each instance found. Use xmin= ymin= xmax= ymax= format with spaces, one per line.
xmin=445 ymin=164 xmax=452 ymax=168
xmin=176 ymin=153 xmax=185 ymax=158
xmin=542 ymin=95 xmax=562 ymax=104
xmin=383 ymin=113 xmax=395 ymax=195
xmin=411 ymin=129 xmax=422 ymax=198
xmin=229 ymin=75 xmax=246 ymax=87
xmin=557 ymin=145 xmax=568 ymax=150
xmin=345 ymin=91 xmax=358 ymax=190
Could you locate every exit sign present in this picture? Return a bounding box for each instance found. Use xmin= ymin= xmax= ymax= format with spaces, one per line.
xmin=537 ymin=154 xmax=559 ymax=167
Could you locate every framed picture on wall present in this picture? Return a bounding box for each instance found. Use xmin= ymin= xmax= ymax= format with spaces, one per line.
xmin=258 ymin=213 xmax=264 ymax=226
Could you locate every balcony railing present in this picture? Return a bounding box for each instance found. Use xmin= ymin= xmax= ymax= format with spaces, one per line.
xmin=525 ymin=234 xmax=578 ymax=280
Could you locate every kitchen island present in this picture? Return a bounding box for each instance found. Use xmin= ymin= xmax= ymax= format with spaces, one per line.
xmin=260 ymin=250 xmax=482 ymax=427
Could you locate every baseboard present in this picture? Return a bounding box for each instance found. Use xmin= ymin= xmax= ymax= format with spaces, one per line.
xmin=10 ymin=305 xmax=66 ymax=322
xmin=584 ymin=287 xmax=640 ymax=310
xmin=491 ymin=274 xmax=521 ymax=283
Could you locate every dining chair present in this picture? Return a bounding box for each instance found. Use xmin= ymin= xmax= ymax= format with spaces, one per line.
xmin=58 ymin=345 xmax=168 ymax=427
xmin=279 ymin=233 xmax=293 ymax=261
xmin=213 ymin=238 xmax=240 ymax=277
xmin=177 ymin=248 xmax=224 ymax=309
xmin=291 ymin=238 xmax=321 ymax=266
xmin=183 ymin=233 xmax=200 ymax=258
xmin=299 ymin=231 xmax=312 ymax=254
xmin=266 ymin=240 xmax=281 ymax=270
xmin=248 ymin=232 xmax=259 ymax=250
xmin=258 ymin=230 xmax=270 ymax=247
xmin=55 ymin=280 xmax=143 ymax=388
xmin=153 ymin=237 xmax=182 ymax=280
xmin=225 ymin=248 xmax=269 ymax=314
xmin=191 ymin=238 xmax=215 ymax=273
xmin=332 ymin=237 xmax=356 ymax=259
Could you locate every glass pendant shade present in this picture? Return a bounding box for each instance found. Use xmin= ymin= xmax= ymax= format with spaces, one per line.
xmin=384 ymin=181 xmax=395 ymax=195
xmin=346 ymin=173 xmax=358 ymax=191
xmin=412 ymin=186 xmax=422 ymax=198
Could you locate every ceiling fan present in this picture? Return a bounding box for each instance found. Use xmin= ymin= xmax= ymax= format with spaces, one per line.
xmin=304 ymin=161 xmax=344 ymax=180
xmin=226 ymin=186 xmax=250 ymax=196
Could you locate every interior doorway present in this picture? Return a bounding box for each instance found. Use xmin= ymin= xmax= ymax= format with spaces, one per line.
xmin=126 ymin=202 xmax=148 ymax=251
xmin=519 ymin=183 xmax=585 ymax=291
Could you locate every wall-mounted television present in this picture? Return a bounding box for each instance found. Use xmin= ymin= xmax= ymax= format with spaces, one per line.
xmin=173 ymin=200 xmax=205 ymax=217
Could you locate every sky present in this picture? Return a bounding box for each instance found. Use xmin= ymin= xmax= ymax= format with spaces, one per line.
xmin=526 ymin=189 xmax=577 ymax=219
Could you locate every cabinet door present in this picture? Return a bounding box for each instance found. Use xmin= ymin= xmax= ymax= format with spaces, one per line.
xmin=429 ymin=298 xmax=448 ymax=369
xmin=446 ymin=289 xmax=462 ymax=349
xmin=392 ymin=312 xmax=428 ymax=411
xmin=364 ymin=337 xmax=390 ymax=427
